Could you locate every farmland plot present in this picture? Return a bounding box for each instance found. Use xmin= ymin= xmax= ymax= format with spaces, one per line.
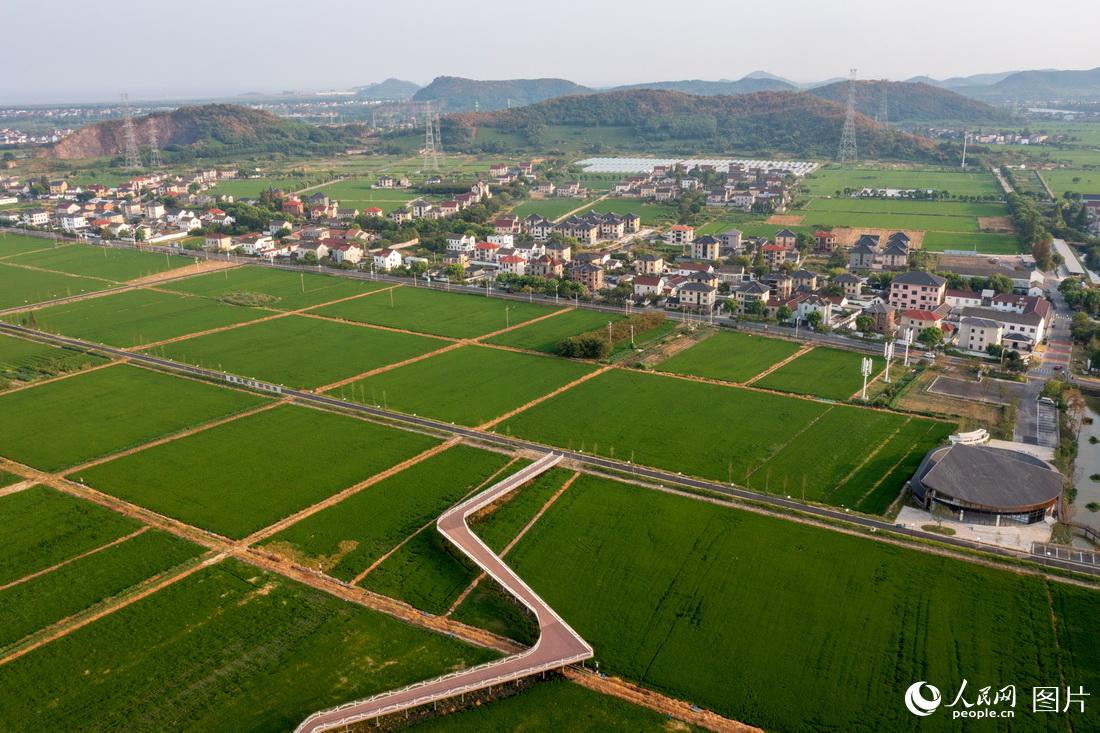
xmin=162 ymin=266 xmax=387 ymax=310
xmin=655 ymin=330 xmax=801 ymax=383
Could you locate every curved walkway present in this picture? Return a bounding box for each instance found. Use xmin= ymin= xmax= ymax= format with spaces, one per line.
xmin=294 ymin=453 xmax=593 ymax=733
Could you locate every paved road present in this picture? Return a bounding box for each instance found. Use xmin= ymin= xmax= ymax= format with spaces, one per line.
xmin=295 ymin=454 xmax=592 ymax=732
xmin=5 ymin=320 xmax=1100 ymax=581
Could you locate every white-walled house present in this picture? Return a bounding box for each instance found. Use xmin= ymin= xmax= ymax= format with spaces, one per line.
xmin=373 ymin=248 xmax=402 ymax=271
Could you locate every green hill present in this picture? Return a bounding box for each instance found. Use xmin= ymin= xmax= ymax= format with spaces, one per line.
xmin=808 ymin=80 xmax=1005 ymax=122
xmin=412 ymin=76 xmax=593 ymax=112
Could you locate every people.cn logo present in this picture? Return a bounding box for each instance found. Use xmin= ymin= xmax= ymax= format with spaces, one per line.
xmin=905 ymin=681 xmax=942 ymax=717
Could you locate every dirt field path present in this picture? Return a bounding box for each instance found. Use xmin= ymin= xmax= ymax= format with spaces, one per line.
xmin=477 ymin=306 xmax=569 ymax=341
xmin=565 ymin=668 xmax=760 ymax=733
xmin=0 ymin=553 xmax=223 ymax=667
xmin=744 ymin=344 xmax=812 ymax=385
xmin=551 ymin=193 xmax=610 ymax=223
xmin=126 ymin=259 xmax=237 ymax=286
xmin=314 ymin=342 xmax=465 ymax=394
xmin=477 ymin=365 xmax=613 ymax=430
xmin=0 ymin=527 xmax=150 ymax=592
xmin=242 ymin=438 xmax=461 ymax=546
xmin=0 ymin=479 xmax=34 ymax=498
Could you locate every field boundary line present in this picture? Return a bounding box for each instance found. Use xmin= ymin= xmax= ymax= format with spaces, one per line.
xmin=66 ymin=400 xmax=283 ymax=474
xmin=132 ymin=283 xmax=404 ymax=351
xmin=241 ymin=437 xmax=462 ymax=547
xmin=475 ymin=305 xmax=570 ymax=341
xmin=0 ymin=244 xmax=70 ymax=261
xmin=743 ymin=344 xmax=813 ymax=385
xmin=315 ymin=341 xmax=464 ymax=394
xmin=476 ymin=365 xmax=612 ymax=430
xmin=295 ymin=310 xmax=463 ymax=341
xmin=0 ymin=526 xmax=150 ymax=592
xmin=552 ymin=192 xmax=610 ymax=223
xmin=0 ymin=258 xmax=121 ymax=285
xmin=447 ymin=470 xmax=579 ymax=615
xmin=349 ymin=455 xmax=522 ymax=586
xmin=744 ymin=406 xmax=833 ymax=483
xmin=0 ymin=359 xmax=125 ymax=396
xmin=0 ymin=552 xmax=224 ymax=667
xmin=564 ymin=668 xmax=761 ymax=733
xmin=829 ymin=418 xmax=910 ymax=497
xmin=850 ymin=422 xmax=938 ymax=509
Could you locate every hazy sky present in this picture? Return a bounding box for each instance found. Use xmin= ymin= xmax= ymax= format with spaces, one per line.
xmin=6 ymin=0 xmax=1100 ymax=104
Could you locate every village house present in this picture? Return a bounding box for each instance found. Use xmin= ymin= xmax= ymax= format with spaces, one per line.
xmin=718 ymin=229 xmax=743 ymax=254
xmin=687 ymin=235 xmax=720 ymax=261
xmin=372 ymin=248 xmax=402 ymax=271
xmin=814 ymin=230 xmax=839 ymax=253
xmin=732 ymin=280 xmax=772 ymax=312
xmin=957 ymin=316 xmax=1003 ymax=354
xmin=497 ymin=254 xmax=527 ymax=276
xmin=832 ymin=272 xmax=865 ymax=299
xmin=677 ymin=281 xmax=717 ymax=310
xmin=545 ymin=241 xmax=572 ymax=262
xmin=790 ymin=269 xmax=817 ymax=292
xmin=329 ymin=241 xmax=364 ymax=265
xmin=205 ymin=232 xmax=234 ymax=251
xmin=446 ymin=233 xmax=477 ymax=253
xmin=528 ymin=255 xmax=565 ymax=279
xmin=667 ymin=224 xmax=694 ymax=245
xmin=634 ymin=253 xmax=665 ymax=275
xmin=568 ymin=262 xmax=604 ymax=292
xmin=633 ymin=274 xmax=667 ymax=299
xmin=888 ymin=271 xmax=946 ymax=311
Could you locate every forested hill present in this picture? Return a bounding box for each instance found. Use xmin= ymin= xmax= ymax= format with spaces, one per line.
xmin=808 ymin=80 xmax=1006 ymax=122
xmin=444 ymin=89 xmax=942 ymax=160
xmin=46 ymin=104 xmax=363 ymax=160
xmin=412 ymin=76 xmax=593 ymax=111
xmin=609 ymin=78 xmax=798 ymax=95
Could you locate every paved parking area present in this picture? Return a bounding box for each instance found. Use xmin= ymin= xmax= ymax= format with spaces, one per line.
xmin=1036 ymin=399 xmax=1060 ymax=448
xmin=927 ymin=375 xmax=1024 ymax=405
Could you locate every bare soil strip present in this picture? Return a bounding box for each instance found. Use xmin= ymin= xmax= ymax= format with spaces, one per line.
xmin=477 ymin=366 xmax=613 ymax=430
xmin=765 ymin=214 xmax=804 ymax=226
xmin=0 ymin=526 xmax=150 ymax=592
xmin=977 ymin=215 xmax=1016 ymax=233
xmin=565 ymin=668 xmax=761 ymax=733
xmin=0 ymin=259 xmax=119 ymax=284
xmin=0 ymin=480 xmax=34 ymax=498
xmin=126 ymin=259 xmax=237 ymax=286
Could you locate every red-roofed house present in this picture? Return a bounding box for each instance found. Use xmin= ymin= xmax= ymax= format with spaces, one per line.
xmin=667 ymin=224 xmax=694 ymax=245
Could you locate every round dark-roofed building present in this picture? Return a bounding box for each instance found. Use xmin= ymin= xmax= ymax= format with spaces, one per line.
xmin=912 ymin=443 xmax=1062 ymax=525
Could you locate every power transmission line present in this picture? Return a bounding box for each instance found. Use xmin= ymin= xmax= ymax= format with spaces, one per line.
xmin=837 ymin=69 xmax=858 ymax=163
xmin=147 ymin=117 xmax=163 ymax=168
xmin=875 ymin=81 xmax=888 ymax=126
xmin=120 ymin=93 xmax=143 ymax=170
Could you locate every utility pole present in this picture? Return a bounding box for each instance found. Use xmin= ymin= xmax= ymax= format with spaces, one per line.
xmin=875 ymin=81 xmax=888 ymax=126
xmin=903 ymin=327 xmax=914 ymax=367
xmin=961 ymin=130 xmax=969 ymax=170
xmin=883 ymin=339 xmax=895 ymax=383
xmin=837 ymin=69 xmax=858 ymax=163
xmin=860 ymin=357 xmax=873 ymax=401
xmin=147 ymin=117 xmax=163 ymax=168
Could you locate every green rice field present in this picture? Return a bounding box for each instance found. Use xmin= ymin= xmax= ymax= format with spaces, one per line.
xmin=509 ymin=198 xmax=591 ymax=220
xmin=75 ymin=404 xmax=439 ymax=539
xmin=158 ymin=314 xmax=448 ymax=389
xmin=333 ymin=345 xmax=596 ymax=426
xmin=161 ymin=266 xmax=388 ymax=310
xmin=494 ymin=474 xmax=1093 ymax=732
xmin=262 ymin=445 xmax=512 ymax=581
xmin=499 ymin=369 xmax=947 ymax=508
xmin=5 ymin=245 xmax=195 ymax=282
xmin=754 ymin=346 xmax=883 ymax=400
xmin=802 ymin=166 xmax=1002 ymax=197
xmin=0 ymin=365 xmax=266 ymax=471
xmin=0 ymin=262 xmax=111 ymax=310
xmin=484 ymin=309 xmax=624 ymax=353
xmin=0 ymin=559 xmax=498 ymax=732
xmin=0 ymin=486 xmax=142 ymax=586
xmin=0 ymin=529 xmax=201 ymax=648
xmin=655 ymin=330 xmax=801 ymax=383
xmin=310 ymin=286 xmax=560 ymax=339
xmin=0 ymin=232 xmax=60 ymax=257
xmin=12 ymin=288 xmax=267 ymax=347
